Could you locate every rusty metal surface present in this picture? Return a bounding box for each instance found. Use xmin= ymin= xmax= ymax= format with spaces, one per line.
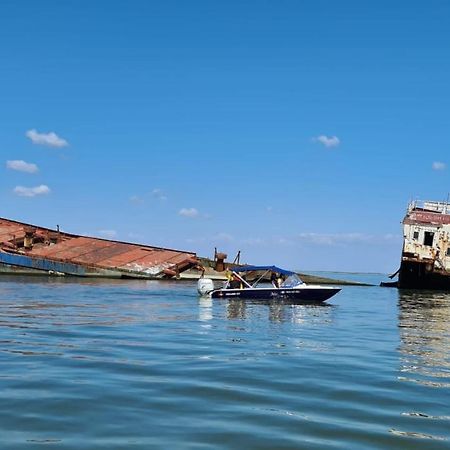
xmin=401 ymin=201 xmax=450 ymax=275
xmin=0 ymin=217 xmax=197 ymax=278
xmin=404 ymin=210 xmax=450 ymax=226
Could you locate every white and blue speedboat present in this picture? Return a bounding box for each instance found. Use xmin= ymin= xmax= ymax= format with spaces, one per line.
xmin=197 ymin=265 xmax=341 ymax=304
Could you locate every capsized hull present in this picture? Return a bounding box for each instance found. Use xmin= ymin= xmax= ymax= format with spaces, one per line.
xmin=211 ymin=286 xmax=340 ymax=303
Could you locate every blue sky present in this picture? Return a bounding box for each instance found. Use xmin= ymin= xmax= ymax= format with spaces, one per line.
xmin=1 ymin=1 xmax=449 ymax=273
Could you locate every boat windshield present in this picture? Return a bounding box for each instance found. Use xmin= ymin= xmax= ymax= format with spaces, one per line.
xmin=280 ymin=274 xmax=304 ymax=288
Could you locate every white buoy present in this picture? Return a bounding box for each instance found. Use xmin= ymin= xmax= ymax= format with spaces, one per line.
xmin=197 ymin=278 xmax=215 ymax=296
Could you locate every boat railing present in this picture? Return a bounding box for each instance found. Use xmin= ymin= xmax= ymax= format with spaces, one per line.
xmin=408 ymin=200 xmax=450 ymax=215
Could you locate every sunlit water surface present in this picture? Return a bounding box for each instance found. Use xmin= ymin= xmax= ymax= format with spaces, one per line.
xmin=0 ymin=275 xmax=449 ymax=449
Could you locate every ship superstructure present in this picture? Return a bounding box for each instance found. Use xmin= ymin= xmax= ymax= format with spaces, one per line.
xmin=399 ymin=200 xmax=450 ymax=289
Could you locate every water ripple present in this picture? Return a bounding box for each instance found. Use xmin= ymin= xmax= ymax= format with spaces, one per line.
xmin=0 ymin=277 xmax=449 ymax=449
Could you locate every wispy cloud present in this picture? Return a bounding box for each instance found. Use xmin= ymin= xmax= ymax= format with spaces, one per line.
xmin=151 ymin=188 xmax=167 ymax=201
xmin=129 ymin=195 xmax=144 ymax=205
xmin=296 ymin=232 xmax=399 ymax=246
xmin=241 ymin=237 xmax=265 ymax=246
xmin=98 ymin=229 xmax=117 ymax=239
xmin=432 ymin=161 xmax=446 ymax=171
xmin=128 ymin=232 xmax=143 ymax=240
xmin=313 ymin=135 xmax=340 ymax=148
xmin=214 ymin=232 xmax=234 ymax=242
xmin=130 ymin=189 xmax=168 ymax=205
xmin=6 ymin=160 xmax=38 ymax=173
xmin=186 ymin=232 xmax=234 ymax=244
xmin=13 ymin=184 xmax=50 ymax=197
xmin=179 ymin=207 xmax=199 ymax=218
xmin=188 ymin=232 xmax=399 ymax=249
xmin=26 ymin=129 xmax=68 ymax=148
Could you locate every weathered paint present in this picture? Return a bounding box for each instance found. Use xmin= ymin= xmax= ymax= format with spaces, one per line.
xmin=399 ymin=200 xmax=450 ymax=288
xmin=406 ymin=211 xmax=450 ymax=226
xmin=0 ymin=217 xmax=198 ymax=279
xmin=0 ymin=252 xmax=87 ymax=276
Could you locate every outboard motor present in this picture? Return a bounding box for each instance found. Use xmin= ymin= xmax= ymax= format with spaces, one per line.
xmin=197 ymin=278 xmax=215 ymax=296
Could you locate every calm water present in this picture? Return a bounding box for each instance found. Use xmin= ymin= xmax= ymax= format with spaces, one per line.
xmin=0 ymin=275 xmax=449 ymax=449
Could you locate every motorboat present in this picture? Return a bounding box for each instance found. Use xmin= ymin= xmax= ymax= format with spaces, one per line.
xmin=197 ymin=265 xmax=341 ymax=303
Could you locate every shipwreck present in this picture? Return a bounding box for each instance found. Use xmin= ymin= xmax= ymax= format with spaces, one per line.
xmin=0 ymin=217 xmax=198 ymax=279
xmin=396 ymin=200 xmax=450 ymax=289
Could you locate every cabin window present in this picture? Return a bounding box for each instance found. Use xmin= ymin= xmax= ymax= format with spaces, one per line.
xmin=424 ymin=231 xmax=434 ymax=246
xmin=413 ymin=231 xmax=419 ymax=240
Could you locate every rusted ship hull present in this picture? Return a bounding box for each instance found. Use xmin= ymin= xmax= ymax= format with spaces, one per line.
xmin=0 ymin=217 xmax=198 ymax=279
xmin=399 ymin=260 xmax=450 ymax=290
xmin=397 ymin=201 xmax=450 ymax=290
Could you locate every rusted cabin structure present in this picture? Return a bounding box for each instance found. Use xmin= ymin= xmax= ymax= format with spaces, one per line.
xmin=0 ymin=217 xmax=198 ymax=279
xmin=399 ymin=200 xmax=450 ymax=289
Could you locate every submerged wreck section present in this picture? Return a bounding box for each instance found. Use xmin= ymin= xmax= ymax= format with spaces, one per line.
xmin=0 ymin=217 xmax=198 ymax=279
xmin=399 ymin=200 xmax=450 ymax=289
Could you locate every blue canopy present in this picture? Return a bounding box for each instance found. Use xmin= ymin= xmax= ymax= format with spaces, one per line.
xmin=232 ymin=265 xmax=295 ymax=276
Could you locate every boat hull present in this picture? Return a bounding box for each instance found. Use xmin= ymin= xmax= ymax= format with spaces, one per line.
xmin=398 ymin=260 xmax=450 ymax=290
xmin=211 ymin=286 xmax=340 ymax=303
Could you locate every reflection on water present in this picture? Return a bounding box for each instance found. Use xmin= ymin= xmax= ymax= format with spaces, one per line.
xmin=198 ymin=297 xmax=213 ymax=321
xmin=226 ymin=299 xmax=247 ymax=320
xmin=213 ymin=298 xmax=334 ymax=323
xmin=397 ymin=291 xmax=450 ymax=387
xmin=389 ymin=428 xmax=447 ymax=441
xmin=1 ymin=277 xmax=450 ymax=449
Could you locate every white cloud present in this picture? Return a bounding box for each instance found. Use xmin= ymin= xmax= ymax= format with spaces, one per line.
xmin=98 ymin=229 xmax=118 ymax=239
xmin=313 ymin=135 xmax=340 ymax=148
xmin=26 ymin=129 xmax=68 ymax=148
xmin=241 ymin=237 xmax=265 ymax=246
xmin=13 ymin=184 xmax=50 ymax=197
xmin=186 ymin=232 xmax=234 ymax=245
xmin=129 ymin=195 xmax=144 ymax=204
xmin=6 ymin=160 xmax=38 ymax=173
xmin=185 ymin=237 xmax=200 ymax=244
xmin=296 ymin=232 xmax=399 ymax=246
xmin=151 ymin=188 xmax=167 ymax=201
xmin=297 ymin=232 xmax=368 ymax=245
xmin=128 ymin=232 xmax=143 ymax=240
xmin=214 ymin=232 xmax=234 ymax=242
xmin=179 ymin=207 xmax=199 ymax=218
xmin=432 ymin=161 xmax=446 ymax=171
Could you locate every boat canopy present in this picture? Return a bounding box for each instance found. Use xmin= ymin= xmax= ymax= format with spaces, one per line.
xmin=232 ymin=265 xmax=295 ymax=276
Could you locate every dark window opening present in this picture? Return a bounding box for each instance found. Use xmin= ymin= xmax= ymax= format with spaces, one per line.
xmin=413 ymin=231 xmax=419 ymax=240
xmin=446 ymin=248 xmax=450 ymax=257
xmin=424 ymin=231 xmax=434 ymax=246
